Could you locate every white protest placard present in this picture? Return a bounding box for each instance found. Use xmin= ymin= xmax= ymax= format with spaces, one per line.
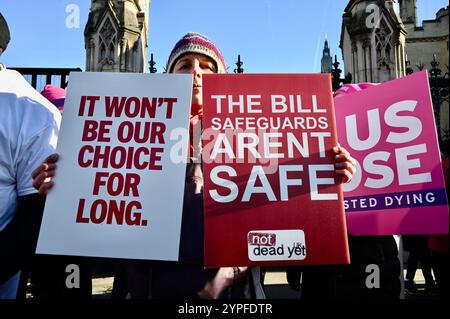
xmin=36 ymin=72 xmax=192 ymax=261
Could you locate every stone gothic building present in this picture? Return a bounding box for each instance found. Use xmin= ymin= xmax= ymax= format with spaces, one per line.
xmin=399 ymin=0 xmax=449 ymax=73
xmin=340 ymin=0 xmax=449 ymax=83
xmin=84 ymin=0 xmax=150 ymax=73
xmin=339 ymin=0 xmax=449 ymax=139
xmin=399 ymin=1 xmax=449 ymax=145
xmin=321 ymin=38 xmax=333 ymax=73
xmin=340 ymin=0 xmax=407 ymax=83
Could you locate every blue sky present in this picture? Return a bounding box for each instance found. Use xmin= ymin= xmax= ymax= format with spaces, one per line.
xmin=1 ymin=0 xmax=448 ymax=73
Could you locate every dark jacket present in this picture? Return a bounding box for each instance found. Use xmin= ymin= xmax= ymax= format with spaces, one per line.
xmin=124 ymin=162 xmax=251 ymax=299
xmin=287 ymin=235 xmax=401 ymax=299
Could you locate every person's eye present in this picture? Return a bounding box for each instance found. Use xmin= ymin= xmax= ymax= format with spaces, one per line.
xmin=175 ymin=63 xmax=191 ymax=71
xmin=202 ymin=63 xmax=216 ymax=72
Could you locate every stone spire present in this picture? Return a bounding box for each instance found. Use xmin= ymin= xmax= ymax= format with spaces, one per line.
xmin=321 ymin=36 xmax=333 ymax=73
xmin=84 ymin=0 xmax=150 ymax=73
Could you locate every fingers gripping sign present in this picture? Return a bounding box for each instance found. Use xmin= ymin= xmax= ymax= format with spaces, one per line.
xmin=32 ymin=153 xmax=59 ymax=196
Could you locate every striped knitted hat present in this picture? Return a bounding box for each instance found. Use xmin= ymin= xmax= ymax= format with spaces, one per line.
xmin=166 ymin=32 xmax=226 ymax=74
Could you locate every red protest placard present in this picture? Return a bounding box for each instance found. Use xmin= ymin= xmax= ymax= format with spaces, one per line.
xmin=202 ymin=74 xmax=350 ymax=267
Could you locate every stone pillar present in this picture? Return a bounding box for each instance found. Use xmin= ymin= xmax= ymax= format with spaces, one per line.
xmin=400 ymin=43 xmax=406 ymax=77
xmin=89 ymin=38 xmax=95 ymax=71
xmin=352 ymin=44 xmax=358 ymax=83
xmin=394 ymin=42 xmax=399 ymax=78
xmin=357 ymin=41 xmax=365 ymax=83
xmin=120 ymin=38 xmax=127 ymax=72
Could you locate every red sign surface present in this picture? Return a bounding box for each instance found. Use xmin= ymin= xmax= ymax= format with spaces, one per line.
xmin=202 ymin=74 xmax=350 ymax=267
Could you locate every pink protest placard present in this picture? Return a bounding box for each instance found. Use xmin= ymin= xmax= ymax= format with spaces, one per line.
xmin=334 ymin=71 xmax=448 ymax=235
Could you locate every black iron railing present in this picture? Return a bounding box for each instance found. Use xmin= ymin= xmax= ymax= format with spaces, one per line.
xmin=407 ymin=55 xmax=449 ymax=154
xmin=10 ymin=67 xmax=82 ymax=90
xmin=331 ymin=55 xmax=352 ymax=91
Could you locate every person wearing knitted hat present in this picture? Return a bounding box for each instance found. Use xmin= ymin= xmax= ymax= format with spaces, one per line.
xmin=41 ymin=84 xmax=66 ymax=113
xmin=166 ymin=32 xmax=227 ymax=74
xmin=166 ymin=32 xmax=228 ymax=162
xmin=124 ymin=32 xmax=260 ymax=299
xmin=123 ymin=32 xmax=356 ymax=299
xmin=32 ymin=32 xmax=357 ymax=299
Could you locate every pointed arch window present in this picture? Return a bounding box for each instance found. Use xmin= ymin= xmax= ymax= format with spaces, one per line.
xmin=98 ymin=17 xmax=117 ymax=65
xmin=385 ymin=43 xmax=391 ymax=62
xmin=375 ymin=18 xmax=393 ymax=67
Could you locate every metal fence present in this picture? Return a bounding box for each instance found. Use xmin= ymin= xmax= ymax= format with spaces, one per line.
xmin=407 ymin=56 xmax=449 ymax=155
xmin=10 ymin=67 xmax=82 ymax=91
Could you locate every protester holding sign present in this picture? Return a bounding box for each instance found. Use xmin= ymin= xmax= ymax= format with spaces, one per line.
xmin=0 ymin=13 xmax=61 ymax=299
xmin=32 ymin=32 xmax=357 ymax=299
xmin=286 ymin=82 xmax=402 ymax=299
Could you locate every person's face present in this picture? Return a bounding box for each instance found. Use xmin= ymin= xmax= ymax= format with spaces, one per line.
xmin=171 ymin=53 xmax=217 ymax=112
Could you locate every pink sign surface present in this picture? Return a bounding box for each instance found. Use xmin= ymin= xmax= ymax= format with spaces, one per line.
xmin=334 ymin=71 xmax=448 ymax=235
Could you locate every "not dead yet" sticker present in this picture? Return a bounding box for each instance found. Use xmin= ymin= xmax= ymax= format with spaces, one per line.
xmin=247 ymin=230 xmax=306 ymax=261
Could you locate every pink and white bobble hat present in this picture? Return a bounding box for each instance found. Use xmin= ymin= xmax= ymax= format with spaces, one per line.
xmin=166 ymin=32 xmax=227 ymax=74
xmin=333 ymin=83 xmax=379 ymax=98
xmin=40 ymin=84 xmax=66 ymax=111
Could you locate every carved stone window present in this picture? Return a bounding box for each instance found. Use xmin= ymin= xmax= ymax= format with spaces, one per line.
xmin=375 ymin=18 xmax=393 ymax=67
xmin=98 ymin=17 xmax=116 ymax=65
